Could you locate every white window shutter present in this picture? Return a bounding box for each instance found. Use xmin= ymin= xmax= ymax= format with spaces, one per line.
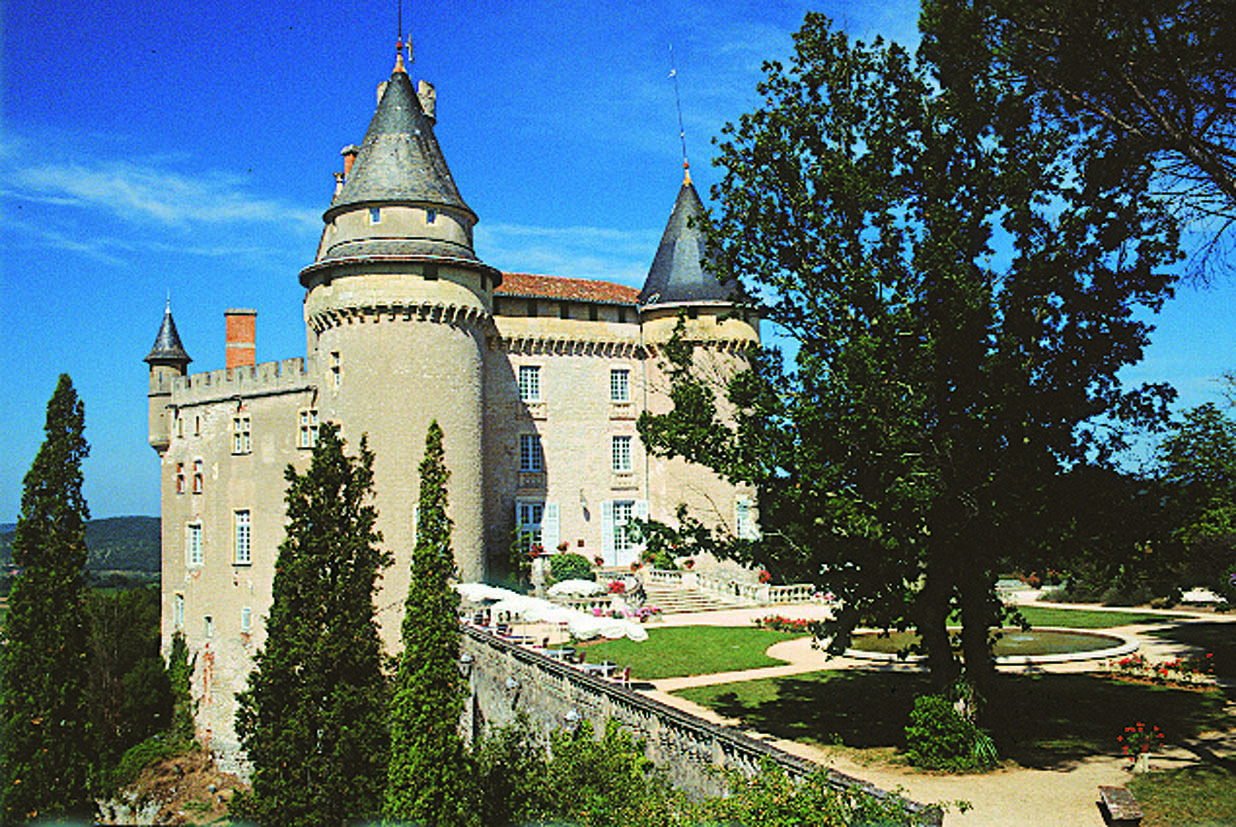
xmin=601 ymin=500 xmax=614 ymax=562
xmin=411 ymin=504 xmax=420 ymax=544
xmin=634 ymin=500 xmax=649 ymax=551
xmin=542 ymin=502 xmax=560 ymax=551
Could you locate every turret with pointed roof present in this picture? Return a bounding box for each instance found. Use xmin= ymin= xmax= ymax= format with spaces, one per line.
xmin=638 ymin=167 xmax=732 ymax=308
xmin=144 ymin=302 xmax=190 ymax=455
xmin=144 ymin=301 xmax=192 ymax=367
xmin=302 ymin=53 xmax=499 ymax=284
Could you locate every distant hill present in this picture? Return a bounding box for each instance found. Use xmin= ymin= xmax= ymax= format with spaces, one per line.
xmin=0 ymin=516 xmax=160 ymax=573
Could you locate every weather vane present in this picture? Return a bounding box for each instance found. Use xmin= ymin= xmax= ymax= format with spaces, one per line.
xmin=669 ymin=44 xmax=689 ymax=178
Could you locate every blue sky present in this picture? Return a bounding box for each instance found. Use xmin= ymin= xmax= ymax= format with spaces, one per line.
xmin=1 ymin=0 xmax=1231 ymax=520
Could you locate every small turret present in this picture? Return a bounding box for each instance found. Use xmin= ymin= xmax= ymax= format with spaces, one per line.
xmin=144 ymin=302 xmax=191 ymax=454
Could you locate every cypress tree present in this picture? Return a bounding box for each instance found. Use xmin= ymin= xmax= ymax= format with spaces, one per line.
xmin=385 ymin=420 xmax=472 ymax=824
xmin=0 ymin=374 xmax=94 ymax=822
xmin=233 ymin=423 xmax=391 ymax=827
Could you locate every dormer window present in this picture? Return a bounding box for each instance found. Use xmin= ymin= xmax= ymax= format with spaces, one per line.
xmin=426 ymin=208 xmax=437 ymax=224
xmin=369 ymin=207 xmax=382 ymax=225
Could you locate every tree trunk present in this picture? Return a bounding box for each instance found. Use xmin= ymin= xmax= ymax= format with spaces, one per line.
xmin=916 ymin=556 xmax=960 ymax=692
xmin=957 ymin=558 xmax=996 ymax=720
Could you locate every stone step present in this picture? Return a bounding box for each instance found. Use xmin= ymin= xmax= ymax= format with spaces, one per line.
xmin=641 ymin=583 xmax=747 ymax=614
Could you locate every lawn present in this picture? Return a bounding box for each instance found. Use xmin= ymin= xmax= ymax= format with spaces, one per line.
xmin=1012 ymin=605 xmax=1184 ymax=628
xmin=676 ymin=670 xmax=1235 ymax=770
xmin=1129 ymin=764 xmax=1236 ymax=827
xmin=579 ymin=626 xmax=797 ymax=680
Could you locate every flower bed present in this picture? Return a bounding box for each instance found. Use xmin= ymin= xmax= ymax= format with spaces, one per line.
xmin=1108 ymin=652 xmax=1216 ymax=689
xmin=753 ymin=615 xmax=816 ymax=634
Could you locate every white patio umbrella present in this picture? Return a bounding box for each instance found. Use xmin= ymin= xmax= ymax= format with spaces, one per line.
xmin=546 ymin=578 xmax=605 ymax=597
xmin=454 ymin=583 xmax=648 ymax=642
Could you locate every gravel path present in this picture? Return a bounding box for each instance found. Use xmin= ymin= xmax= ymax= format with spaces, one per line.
xmin=636 ymin=602 xmax=1236 ymax=825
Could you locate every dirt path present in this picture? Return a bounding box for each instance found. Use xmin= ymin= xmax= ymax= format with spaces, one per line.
xmin=639 ymin=603 xmax=1236 ymax=825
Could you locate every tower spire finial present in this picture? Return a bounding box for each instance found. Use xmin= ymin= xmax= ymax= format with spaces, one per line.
xmin=394 ymin=0 xmax=407 ymax=72
xmin=669 ymin=44 xmax=690 ymax=184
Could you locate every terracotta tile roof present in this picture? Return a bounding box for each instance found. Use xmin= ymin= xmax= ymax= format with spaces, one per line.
xmin=496 ymin=272 xmax=639 ymax=305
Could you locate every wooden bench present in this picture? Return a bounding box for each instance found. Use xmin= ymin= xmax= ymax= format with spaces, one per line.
xmin=1098 ymin=786 xmax=1143 ymax=825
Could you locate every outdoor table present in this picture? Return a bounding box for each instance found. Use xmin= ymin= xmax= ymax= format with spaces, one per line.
xmin=582 ymin=661 xmax=617 ymax=678
xmin=543 ymin=647 xmax=576 ymax=661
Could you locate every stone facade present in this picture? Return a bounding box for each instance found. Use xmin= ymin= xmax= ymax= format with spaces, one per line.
xmin=145 ymin=53 xmax=758 ymax=758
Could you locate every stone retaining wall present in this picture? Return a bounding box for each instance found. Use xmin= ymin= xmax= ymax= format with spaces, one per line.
xmin=461 ymin=627 xmax=941 ymax=824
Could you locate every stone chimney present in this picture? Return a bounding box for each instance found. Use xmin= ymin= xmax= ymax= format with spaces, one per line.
xmin=418 ymin=80 xmax=436 ymax=124
xmin=225 ymin=308 xmax=257 ymax=370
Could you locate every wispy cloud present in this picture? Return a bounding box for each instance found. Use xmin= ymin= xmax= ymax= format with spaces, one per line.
xmin=7 ymin=159 xmax=320 ymax=229
xmin=477 ymin=222 xmax=659 ymax=284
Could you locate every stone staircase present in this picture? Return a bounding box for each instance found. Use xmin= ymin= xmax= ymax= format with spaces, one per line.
xmin=641 ymin=580 xmax=748 ymax=614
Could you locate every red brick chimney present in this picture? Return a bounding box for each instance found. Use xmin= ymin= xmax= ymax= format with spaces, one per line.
xmin=341 ymin=144 xmax=360 ymax=177
xmin=225 ymin=309 xmax=257 ymax=370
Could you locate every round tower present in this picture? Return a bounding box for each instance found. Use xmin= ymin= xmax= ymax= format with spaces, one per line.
xmin=299 ymin=51 xmax=499 ymax=601
xmin=144 ymin=301 xmax=192 ymax=455
xmin=638 ymin=165 xmax=759 ymax=532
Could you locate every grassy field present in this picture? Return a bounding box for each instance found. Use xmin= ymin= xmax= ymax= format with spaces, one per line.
xmin=579 ymin=626 xmax=796 ymax=680
xmin=1012 ymin=605 xmax=1184 ymax=628
xmin=1129 ymin=764 xmax=1236 ymax=826
xmin=676 ymin=670 xmax=1235 ymax=770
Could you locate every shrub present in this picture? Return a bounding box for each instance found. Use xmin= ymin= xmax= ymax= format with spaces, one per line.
xmin=904 ymin=694 xmax=997 ymax=772
xmin=1101 ymin=583 xmax=1154 ymax=607
xmin=548 ymin=553 xmax=594 ymax=585
xmin=640 ymin=549 xmax=678 ymax=571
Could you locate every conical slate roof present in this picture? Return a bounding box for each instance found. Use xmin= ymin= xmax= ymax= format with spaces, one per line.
xmin=144 ymin=303 xmax=191 ymax=365
xmin=327 ymin=62 xmax=473 ymax=220
xmin=638 ymin=174 xmax=731 ymax=307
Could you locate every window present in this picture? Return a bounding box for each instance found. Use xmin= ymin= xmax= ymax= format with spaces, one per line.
xmin=617 ymin=307 xmax=627 ymax=323
xmin=330 ymin=352 xmax=341 ymax=389
xmin=613 ymin=500 xmax=635 ymax=553
xmin=736 ymin=497 xmax=759 ymax=540
xmin=234 ymin=510 xmax=251 ymax=565
xmin=369 ymin=206 xmax=382 ymax=224
xmin=518 ymin=365 xmax=541 ymax=402
xmin=589 ymin=304 xmax=598 ymax=321
xmin=527 ymin=299 xmax=538 ymax=317
xmin=177 ymin=416 xmax=184 ymax=438
xmin=175 ymin=463 xmax=185 ymax=494
xmin=299 ymin=409 xmax=319 ymax=449
xmin=426 ymin=208 xmax=437 ymax=224
xmin=519 ymin=433 xmax=543 ymax=472
xmin=423 ymin=264 xmax=438 ymax=281
xmin=192 ymin=459 xmax=203 ymax=494
xmin=611 ymin=435 xmax=632 ymax=473
xmin=194 ymin=416 xmax=201 ymax=436
xmin=204 ymin=615 xmax=214 ymax=639
xmin=241 ymin=607 xmax=252 ymax=634
xmin=559 ymin=302 xmax=570 ymax=320
xmin=233 ymin=414 xmax=251 ymax=454
xmin=516 ymin=501 xmax=544 ymax=552
xmin=173 ymin=593 xmax=185 ymax=629
xmin=610 ymin=368 xmax=630 ymax=402
xmin=186 ymin=522 xmax=203 ymax=567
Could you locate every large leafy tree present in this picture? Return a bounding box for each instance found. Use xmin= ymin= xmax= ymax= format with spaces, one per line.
xmin=0 ymin=374 xmax=94 ymax=822
xmin=233 ymin=423 xmax=391 ymax=827
xmin=922 ymin=0 xmax=1236 ymax=265
xmin=87 ymin=587 xmax=173 ymax=778
xmin=385 ymin=420 xmax=473 ymax=824
xmin=639 ymin=14 xmax=1179 ymax=700
xmin=1157 ymin=403 xmax=1236 ymax=590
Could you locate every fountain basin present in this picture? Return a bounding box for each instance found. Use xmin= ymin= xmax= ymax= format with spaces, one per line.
xmin=846 ymin=627 xmax=1137 ymax=665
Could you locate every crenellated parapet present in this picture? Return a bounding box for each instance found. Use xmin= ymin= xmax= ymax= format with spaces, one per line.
xmin=171 ymin=357 xmax=314 ymax=406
